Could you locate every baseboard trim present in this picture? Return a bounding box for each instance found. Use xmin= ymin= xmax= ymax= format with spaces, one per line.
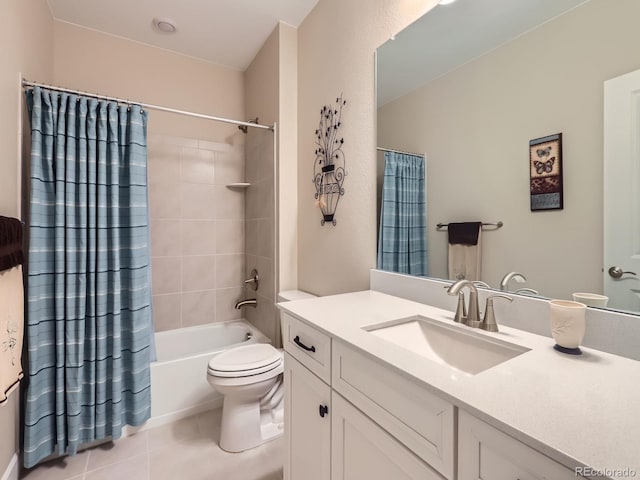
xmin=1 ymin=454 xmax=18 ymax=480
xmin=125 ymin=398 xmax=224 ymax=434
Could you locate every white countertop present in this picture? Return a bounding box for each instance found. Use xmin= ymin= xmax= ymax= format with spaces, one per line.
xmin=279 ymin=290 xmax=640 ymax=480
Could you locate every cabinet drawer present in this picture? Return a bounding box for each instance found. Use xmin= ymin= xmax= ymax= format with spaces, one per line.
xmin=282 ymin=312 xmax=331 ymax=383
xmin=332 ymin=341 xmax=455 ymax=480
xmin=458 ymin=410 xmax=579 ymax=480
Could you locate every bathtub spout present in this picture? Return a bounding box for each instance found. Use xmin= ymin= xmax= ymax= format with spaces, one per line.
xmin=235 ymin=298 xmax=257 ymax=309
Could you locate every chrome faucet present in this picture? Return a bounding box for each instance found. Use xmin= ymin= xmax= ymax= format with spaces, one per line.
xmin=500 ymin=272 xmax=527 ymax=291
xmin=234 ymin=298 xmax=257 ymax=309
xmin=472 ymin=280 xmax=491 ymax=289
xmin=446 ymin=280 xmax=481 ymax=327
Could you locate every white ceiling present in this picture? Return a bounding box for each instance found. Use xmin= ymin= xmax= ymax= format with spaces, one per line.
xmin=47 ymin=0 xmax=320 ymax=71
xmin=377 ymin=0 xmax=590 ymax=106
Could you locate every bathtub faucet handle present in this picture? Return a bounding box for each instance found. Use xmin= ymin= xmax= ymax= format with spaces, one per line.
xmin=244 ymin=269 xmax=259 ymax=291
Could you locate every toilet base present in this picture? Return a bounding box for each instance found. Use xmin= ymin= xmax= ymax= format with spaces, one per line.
xmin=259 ymin=405 xmax=285 ymax=446
xmin=218 ymin=383 xmax=284 ymax=453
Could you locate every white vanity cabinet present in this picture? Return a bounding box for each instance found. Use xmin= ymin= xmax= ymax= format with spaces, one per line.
xmin=284 ymin=352 xmax=331 ymax=480
xmin=282 ymin=311 xmax=333 ymax=480
xmin=332 ymin=340 xmax=454 ymax=479
xmin=282 ymin=310 xmax=584 ymax=480
xmin=458 ymin=410 xmax=580 ymax=480
xmin=282 ymin=312 xmax=448 ymax=480
xmin=331 ymin=392 xmax=442 ymax=480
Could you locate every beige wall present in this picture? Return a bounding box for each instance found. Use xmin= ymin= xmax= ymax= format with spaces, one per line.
xmin=297 ymin=0 xmax=438 ymax=296
xmin=378 ymin=0 xmax=640 ymax=300
xmin=53 ymin=21 xmax=244 ymax=143
xmin=277 ymin=24 xmax=298 ymax=293
xmin=244 ymin=26 xmax=279 ymax=341
xmin=0 ymin=0 xmax=53 ymax=474
xmin=1 ymin=0 xmax=54 ymax=216
xmin=243 ymin=22 xmax=298 ymax=343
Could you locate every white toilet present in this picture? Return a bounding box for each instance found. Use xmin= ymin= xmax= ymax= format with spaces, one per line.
xmin=206 ymin=289 xmax=316 ymax=452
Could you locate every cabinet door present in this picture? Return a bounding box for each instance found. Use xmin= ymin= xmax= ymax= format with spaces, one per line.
xmin=332 ymin=341 xmax=454 ymax=478
xmin=458 ymin=410 xmax=578 ymax=480
xmin=331 ymin=392 xmax=442 ymax=480
xmin=284 ymin=353 xmax=331 ymax=480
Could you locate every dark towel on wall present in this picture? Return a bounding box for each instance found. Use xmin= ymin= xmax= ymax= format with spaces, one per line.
xmin=448 ymin=222 xmax=482 ymax=246
xmin=0 ymin=216 xmax=24 ymax=272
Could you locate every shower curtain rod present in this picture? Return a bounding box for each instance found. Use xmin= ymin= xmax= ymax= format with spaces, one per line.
xmin=22 ymin=79 xmax=274 ymax=131
xmin=377 ymin=147 xmax=424 ymax=157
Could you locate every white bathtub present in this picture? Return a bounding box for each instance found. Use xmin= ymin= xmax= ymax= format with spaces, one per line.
xmin=149 ymin=320 xmax=270 ymax=425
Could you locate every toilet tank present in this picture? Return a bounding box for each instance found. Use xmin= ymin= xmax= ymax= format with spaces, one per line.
xmin=277 ymin=290 xmax=317 ymax=302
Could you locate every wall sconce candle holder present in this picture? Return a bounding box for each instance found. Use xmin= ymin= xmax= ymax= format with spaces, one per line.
xmin=314 ymin=94 xmax=347 ymax=226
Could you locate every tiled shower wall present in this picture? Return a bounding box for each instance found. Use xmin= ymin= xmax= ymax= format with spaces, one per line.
xmin=244 ymin=129 xmax=278 ymax=343
xmin=147 ymin=134 xmax=246 ymax=332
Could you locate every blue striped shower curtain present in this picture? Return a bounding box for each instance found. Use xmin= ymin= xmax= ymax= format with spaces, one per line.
xmin=377 ymin=152 xmax=427 ymax=275
xmin=23 ymin=87 xmax=153 ymax=468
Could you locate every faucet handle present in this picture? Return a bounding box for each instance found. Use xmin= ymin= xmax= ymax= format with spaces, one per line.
xmin=453 ymin=291 xmax=467 ymax=324
xmin=243 ymin=268 xmax=259 ymax=291
xmin=481 ymin=294 xmax=513 ymax=332
xmin=444 ymin=284 xmax=468 ymax=324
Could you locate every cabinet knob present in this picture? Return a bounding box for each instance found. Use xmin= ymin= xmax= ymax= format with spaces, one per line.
xmin=319 ymin=404 xmax=329 ymax=418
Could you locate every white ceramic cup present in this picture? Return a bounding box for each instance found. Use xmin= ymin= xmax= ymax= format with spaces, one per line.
xmin=572 ymin=292 xmax=608 ymax=308
xmin=549 ymin=300 xmax=586 ymax=349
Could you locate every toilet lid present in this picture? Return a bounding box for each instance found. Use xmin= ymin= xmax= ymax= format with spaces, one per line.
xmin=208 ymin=344 xmax=282 ymax=376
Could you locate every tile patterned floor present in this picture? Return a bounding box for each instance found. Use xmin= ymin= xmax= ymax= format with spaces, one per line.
xmin=20 ymin=409 xmax=283 ymax=480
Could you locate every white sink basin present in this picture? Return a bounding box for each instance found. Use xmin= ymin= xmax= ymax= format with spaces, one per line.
xmin=363 ymin=315 xmax=530 ymax=375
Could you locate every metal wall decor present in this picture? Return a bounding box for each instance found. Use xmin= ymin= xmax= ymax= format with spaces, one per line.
xmin=314 ymin=94 xmax=347 ymax=226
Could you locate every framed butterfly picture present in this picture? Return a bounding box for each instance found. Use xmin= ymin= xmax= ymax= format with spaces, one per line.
xmin=529 ymin=133 xmax=563 ymax=211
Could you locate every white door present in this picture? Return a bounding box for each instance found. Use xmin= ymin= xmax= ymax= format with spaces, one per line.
xmin=604 ymin=68 xmax=640 ymax=312
xmin=283 ymin=353 xmax=331 ymax=480
xmin=331 ymin=393 xmax=441 ymax=480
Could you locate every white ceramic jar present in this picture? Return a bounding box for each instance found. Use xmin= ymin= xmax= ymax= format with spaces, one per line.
xmin=572 ymin=292 xmax=608 ymax=308
xmin=549 ymin=300 xmax=586 ymax=352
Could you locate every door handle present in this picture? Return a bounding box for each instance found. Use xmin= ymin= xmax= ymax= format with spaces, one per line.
xmin=608 ymin=266 xmax=637 ymax=279
xmin=319 ymin=404 xmax=329 ymax=418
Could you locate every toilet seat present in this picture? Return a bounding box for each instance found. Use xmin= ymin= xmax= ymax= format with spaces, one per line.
xmin=208 ymin=363 xmax=283 ymax=388
xmin=207 ymin=344 xmax=282 ymax=378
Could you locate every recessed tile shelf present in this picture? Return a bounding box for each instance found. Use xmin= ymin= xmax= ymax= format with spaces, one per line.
xmin=226 ymin=183 xmax=251 ymax=188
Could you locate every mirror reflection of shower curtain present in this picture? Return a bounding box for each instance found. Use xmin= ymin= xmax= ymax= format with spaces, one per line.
xmin=377 ymin=152 xmax=427 ymax=275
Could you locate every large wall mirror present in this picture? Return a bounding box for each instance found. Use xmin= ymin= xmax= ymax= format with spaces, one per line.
xmin=376 ymin=0 xmax=640 ymax=314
